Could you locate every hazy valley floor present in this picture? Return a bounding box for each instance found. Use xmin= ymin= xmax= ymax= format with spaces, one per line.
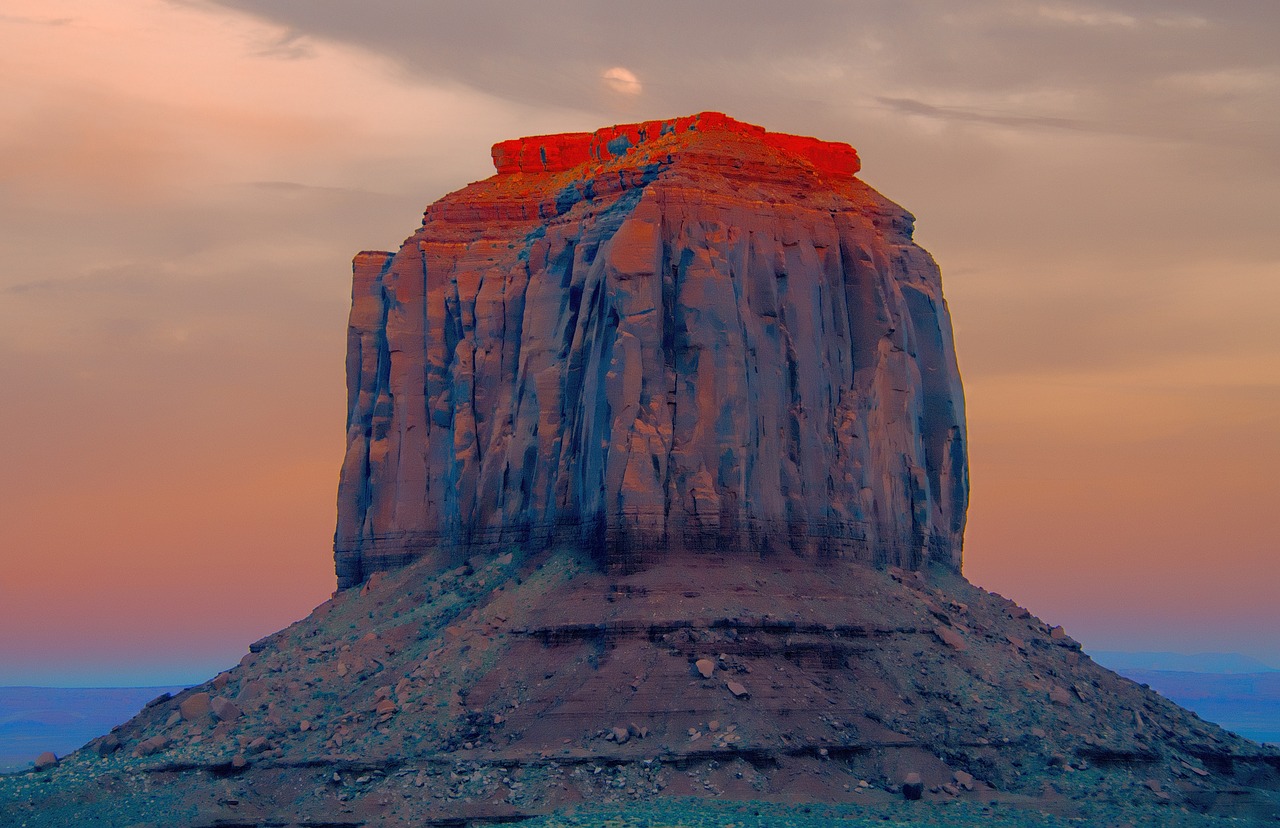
xmin=0 ymin=687 xmax=182 ymax=773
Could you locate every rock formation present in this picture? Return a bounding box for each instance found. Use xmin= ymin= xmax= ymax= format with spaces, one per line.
xmin=336 ymin=112 xmax=968 ymax=588
xmin=6 ymin=114 xmax=1276 ymax=828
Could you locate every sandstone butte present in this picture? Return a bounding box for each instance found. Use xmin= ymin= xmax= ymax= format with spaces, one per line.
xmin=336 ymin=111 xmax=968 ymax=589
xmin=4 ymin=114 xmax=1278 ymax=828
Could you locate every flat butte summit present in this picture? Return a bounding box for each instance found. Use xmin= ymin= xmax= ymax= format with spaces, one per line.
xmin=3 ymin=113 xmax=1277 ymax=828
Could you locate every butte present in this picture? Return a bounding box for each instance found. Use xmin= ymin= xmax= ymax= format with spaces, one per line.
xmin=3 ymin=113 xmax=1276 ymax=826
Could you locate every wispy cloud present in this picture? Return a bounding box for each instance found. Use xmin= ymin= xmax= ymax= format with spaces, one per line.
xmin=874 ymin=95 xmax=1101 ymax=133
xmin=5 ymin=271 xmax=155 ymax=296
xmin=1036 ymin=5 xmax=1138 ymax=28
xmin=1034 ymin=4 xmax=1207 ymax=30
xmin=1162 ymin=66 xmax=1280 ymax=96
xmin=0 ymin=12 xmax=71 ymax=26
xmin=253 ymin=28 xmax=315 ymax=60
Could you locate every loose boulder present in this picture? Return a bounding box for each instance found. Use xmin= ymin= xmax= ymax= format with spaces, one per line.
xmin=210 ymin=697 xmax=242 ymax=722
xmin=902 ymin=772 xmax=924 ymax=800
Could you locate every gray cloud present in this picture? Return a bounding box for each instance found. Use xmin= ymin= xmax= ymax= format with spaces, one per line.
xmin=5 ymin=269 xmax=156 ymax=296
xmin=250 ymin=27 xmax=317 ymax=60
xmin=873 ymin=96 xmax=1103 ymax=133
xmin=203 ymin=1 xmax=1280 ymax=153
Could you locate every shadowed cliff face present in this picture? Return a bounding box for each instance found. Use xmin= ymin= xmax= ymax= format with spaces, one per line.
xmin=336 ymin=112 xmax=967 ymax=588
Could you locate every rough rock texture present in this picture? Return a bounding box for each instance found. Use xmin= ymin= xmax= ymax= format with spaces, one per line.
xmin=5 ymin=550 xmax=1276 ymax=826
xmin=3 ymin=116 xmax=1278 ymax=827
xmin=336 ymin=112 xmax=968 ymax=588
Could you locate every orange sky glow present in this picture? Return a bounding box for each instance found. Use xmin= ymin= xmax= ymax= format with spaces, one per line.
xmin=1 ymin=0 xmax=1277 ymax=685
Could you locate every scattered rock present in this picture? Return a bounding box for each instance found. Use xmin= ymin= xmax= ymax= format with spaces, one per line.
xmin=236 ymin=679 xmax=264 ymax=705
xmin=210 ymin=697 xmax=242 ymax=722
xmin=212 ymin=672 xmax=231 ymax=691
xmin=96 ymin=734 xmax=121 ymax=757
xmin=247 ymin=736 xmax=271 ymax=754
xmin=934 ymin=625 xmax=967 ymax=651
xmin=1048 ymin=686 xmax=1072 ymax=706
xmin=953 ymin=769 xmax=974 ymax=791
xmin=134 ymin=736 xmax=168 ymax=757
xmin=695 ymin=658 xmax=715 ymax=678
xmin=610 ymin=726 xmax=630 ymax=744
xmin=299 ymin=720 xmax=311 ymax=732
xmin=180 ymin=692 xmax=212 ymax=722
xmin=902 ymin=772 xmax=923 ymax=800
xmin=34 ymin=752 xmax=57 ymax=770
xmin=375 ymin=699 xmax=397 ymax=717
xmin=360 ymin=571 xmax=385 ymax=596
xmin=1049 ymin=626 xmax=1067 ymax=640
xmin=726 ymin=680 xmax=749 ymax=698
xmin=231 ymin=754 xmax=248 ymax=769
xmin=144 ymin=692 xmax=172 ymax=708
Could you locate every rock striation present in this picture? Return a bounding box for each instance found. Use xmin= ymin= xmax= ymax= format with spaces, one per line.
xmin=336 ymin=112 xmax=968 ymax=588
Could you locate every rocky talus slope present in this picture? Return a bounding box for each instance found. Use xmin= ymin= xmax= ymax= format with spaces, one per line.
xmin=2 ymin=549 xmax=1276 ymax=826
xmin=336 ymin=112 xmax=967 ymax=588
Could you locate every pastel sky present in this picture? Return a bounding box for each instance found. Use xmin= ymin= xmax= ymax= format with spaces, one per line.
xmin=2 ymin=0 xmax=1277 ymax=686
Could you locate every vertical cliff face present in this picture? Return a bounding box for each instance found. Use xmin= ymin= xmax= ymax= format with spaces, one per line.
xmin=336 ymin=112 xmax=967 ymax=588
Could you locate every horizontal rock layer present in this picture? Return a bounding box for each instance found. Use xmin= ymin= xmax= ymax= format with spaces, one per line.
xmin=336 ymin=112 xmax=968 ymax=588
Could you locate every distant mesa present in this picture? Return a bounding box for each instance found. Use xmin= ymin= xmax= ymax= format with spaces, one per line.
xmin=336 ymin=111 xmax=968 ymax=588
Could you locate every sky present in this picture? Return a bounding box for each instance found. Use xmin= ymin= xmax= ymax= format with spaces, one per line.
xmin=1 ymin=0 xmax=1277 ymax=686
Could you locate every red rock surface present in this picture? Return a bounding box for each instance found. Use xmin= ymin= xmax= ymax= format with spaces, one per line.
xmin=337 ymin=112 xmax=967 ymax=588
xmin=491 ymin=112 xmax=860 ymax=177
xmin=6 ymin=114 xmax=1279 ymax=828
